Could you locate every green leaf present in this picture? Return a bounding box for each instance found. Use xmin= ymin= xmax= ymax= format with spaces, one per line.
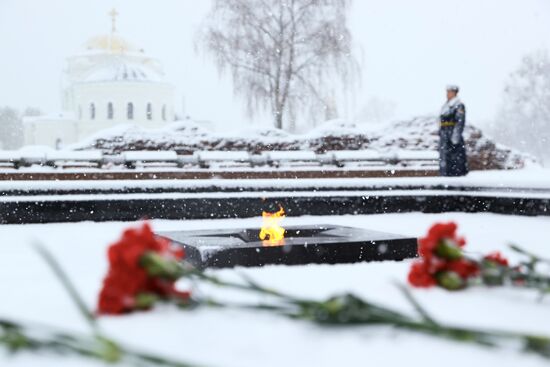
xmin=435 ymin=240 xmax=464 ymax=260
xmin=141 ymin=252 xmax=184 ymax=280
xmin=1 ymin=328 xmax=30 ymax=353
xmin=436 ymin=271 xmax=466 ymax=291
xmin=525 ymin=336 xmax=550 ymax=358
xmin=95 ymin=336 xmax=122 ymax=363
xmin=135 ymin=293 xmax=159 ymax=310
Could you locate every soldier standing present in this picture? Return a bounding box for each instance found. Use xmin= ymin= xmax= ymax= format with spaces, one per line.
xmin=439 ymin=85 xmax=468 ymax=176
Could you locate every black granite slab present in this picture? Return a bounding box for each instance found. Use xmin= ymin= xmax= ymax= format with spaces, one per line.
xmin=157 ymin=225 xmax=418 ymax=269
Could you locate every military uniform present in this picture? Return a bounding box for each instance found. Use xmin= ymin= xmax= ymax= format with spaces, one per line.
xmin=439 ymin=96 xmax=468 ymax=176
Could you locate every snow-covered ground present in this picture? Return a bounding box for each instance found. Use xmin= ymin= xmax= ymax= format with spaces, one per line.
xmin=1 ymin=212 xmax=550 ymax=367
xmin=1 ymin=169 xmax=550 ymax=194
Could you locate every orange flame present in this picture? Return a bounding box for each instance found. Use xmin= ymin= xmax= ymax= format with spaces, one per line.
xmin=259 ymin=206 xmax=286 ymax=246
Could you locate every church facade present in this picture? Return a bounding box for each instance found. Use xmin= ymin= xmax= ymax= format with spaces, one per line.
xmin=24 ymin=10 xmax=176 ymax=148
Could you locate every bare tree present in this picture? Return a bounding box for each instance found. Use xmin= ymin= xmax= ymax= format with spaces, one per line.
xmin=198 ymin=0 xmax=358 ymax=131
xmin=494 ymin=50 xmax=550 ymax=165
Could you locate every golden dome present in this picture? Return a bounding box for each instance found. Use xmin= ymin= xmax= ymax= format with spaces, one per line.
xmin=84 ymin=34 xmax=143 ymax=54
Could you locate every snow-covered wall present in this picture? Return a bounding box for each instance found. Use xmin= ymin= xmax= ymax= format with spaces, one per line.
xmin=72 ymin=117 xmax=537 ymax=170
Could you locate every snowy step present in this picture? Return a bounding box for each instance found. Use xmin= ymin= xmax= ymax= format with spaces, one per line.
xmin=194 ymin=151 xmax=251 ymax=168
xmin=332 ymin=150 xmax=382 ymax=161
xmin=123 ymin=151 xmax=178 ymax=162
xmin=1 ymin=149 xmax=440 ymax=170
xmin=177 ymin=155 xmax=199 ymax=166
xmin=267 ymin=151 xmax=318 ymax=163
xmin=250 ymin=153 xmax=269 ymax=166
xmin=122 ymin=151 xmax=179 ymax=169
xmin=46 ymin=150 xmax=104 ymax=161
xmin=195 ymin=151 xmax=250 ymax=162
xmin=0 ymin=150 xmax=47 ymax=167
xmin=395 ymin=150 xmax=438 ymax=161
xmin=44 ymin=150 xmax=104 ymax=168
xmin=265 ymin=151 xmax=319 ymax=167
xmin=0 ymin=151 xmax=21 ymax=162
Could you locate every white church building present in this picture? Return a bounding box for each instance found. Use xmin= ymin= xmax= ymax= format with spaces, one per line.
xmin=24 ymin=9 xmax=176 ymax=148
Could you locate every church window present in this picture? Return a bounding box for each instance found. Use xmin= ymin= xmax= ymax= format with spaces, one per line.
xmin=127 ymin=102 xmax=134 ymax=120
xmin=162 ymin=105 xmax=167 ymax=121
xmin=146 ymin=103 xmax=153 ymax=120
xmin=90 ymin=103 xmax=96 ymax=120
xmin=107 ymin=102 xmax=114 ymax=120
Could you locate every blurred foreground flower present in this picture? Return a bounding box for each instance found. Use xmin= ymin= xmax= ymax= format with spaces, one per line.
xmin=98 ymin=222 xmax=190 ymax=315
xmin=409 ymin=222 xmax=550 ymax=293
xmin=409 ymin=222 xmax=479 ymax=290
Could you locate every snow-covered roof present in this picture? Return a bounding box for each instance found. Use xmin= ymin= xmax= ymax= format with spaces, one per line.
xmin=82 ymin=62 xmax=164 ymax=83
xmin=22 ymin=112 xmax=75 ymax=124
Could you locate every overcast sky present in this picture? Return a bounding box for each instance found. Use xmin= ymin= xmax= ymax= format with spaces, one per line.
xmin=1 ymin=0 xmax=550 ymax=129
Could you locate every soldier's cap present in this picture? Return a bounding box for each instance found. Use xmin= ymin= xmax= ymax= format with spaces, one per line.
xmin=446 ymin=84 xmax=460 ymax=92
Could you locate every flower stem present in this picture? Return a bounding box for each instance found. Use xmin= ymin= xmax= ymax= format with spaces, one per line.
xmin=186 ymin=268 xmax=550 ymax=360
xmin=0 ymin=319 xmax=196 ymax=366
xmin=33 ymin=243 xmax=97 ymax=332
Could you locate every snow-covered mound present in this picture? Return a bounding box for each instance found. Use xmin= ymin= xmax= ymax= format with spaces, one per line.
xmin=366 ymin=116 xmax=537 ymax=170
xmin=73 ymin=117 xmax=536 ymax=170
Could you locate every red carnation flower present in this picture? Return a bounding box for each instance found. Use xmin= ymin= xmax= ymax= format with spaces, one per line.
xmin=484 ymin=252 xmax=509 ymax=267
xmin=444 ymin=259 xmax=480 ymax=279
xmin=409 ymin=222 xmax=480 ymax=290
xmin=97 ymin=271 xmax=147 ymax=314
xmin=408 ymin=261 xmax=437 ymax=288
xmin=418 ymin=222 xmax=466 ymax=260
xmin=97 ymin=222 xmax=188 ymax=315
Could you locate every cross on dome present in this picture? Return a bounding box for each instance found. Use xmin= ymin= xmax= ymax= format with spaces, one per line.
xmin=83 ymin=9 xmax=143 ymax=54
